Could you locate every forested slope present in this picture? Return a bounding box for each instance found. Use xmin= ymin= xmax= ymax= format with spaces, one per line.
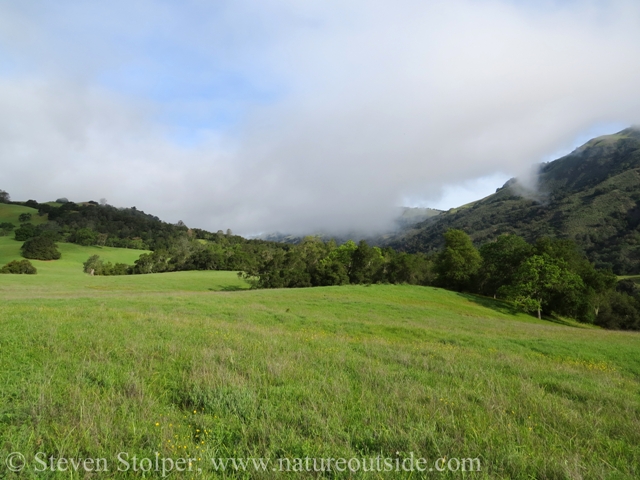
xmin=389 ymin=128 xmax=640 ymax=274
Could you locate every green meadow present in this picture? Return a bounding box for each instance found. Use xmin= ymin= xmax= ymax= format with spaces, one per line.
xmin=0 ymin=236 xmax=246 ymax=297
xmin=0 ymin=204 xmax=48 ymax=227
xmin=1 ymin=230 xmax=639 ymax=478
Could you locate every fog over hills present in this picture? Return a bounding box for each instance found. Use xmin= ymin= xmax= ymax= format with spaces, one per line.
xmin=259 ymin=207 xmax=443 ymax=244
xmin=386 ymin=128 xmax=640 ymax=274
xmin=1 ymin=1 xmax=640 ymax=235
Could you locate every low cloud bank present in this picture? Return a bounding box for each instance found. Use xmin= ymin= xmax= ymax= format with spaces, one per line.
xmin=1 ymin=1 xmax=640 ymax=234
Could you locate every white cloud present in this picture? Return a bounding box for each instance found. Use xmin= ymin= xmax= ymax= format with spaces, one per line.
xmin=1 ymin=0 xmax=639 ymax=234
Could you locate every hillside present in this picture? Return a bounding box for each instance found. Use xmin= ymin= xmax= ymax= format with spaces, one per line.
xmin=388 ymin=128 xmax=640 ymax=274
xmin=1 ymin=256 xmax=639 ymax=478
xmin=2 ymin=175 xmax=640 ymax=478
xmin=0 ymin=200 xmax=289 ymax=275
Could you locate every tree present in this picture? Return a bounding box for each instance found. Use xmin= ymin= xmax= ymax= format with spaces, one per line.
xmin=247 ymin=248 xmax=312 ymax=288
xmin=0 ymin=222 xmax=15 ymax=236
xmin=478 ymin=234 xmax=532 ymax=297
xmin=313 ymin=258 xmax=349 ymax=286
xmin=21 ymin=236 xmax=61 ymax=260
xmin=532 ymin=237 xmax=605 ymax=320
xmin=0 ymin=189 xmax=9 ymax=203
xmin=582 ymin=269 xmax=617 ymax=320
xmin=74 ymin=228 xmax=98 ymax=246
xmin=0 ymin=259 xmax=37 ymax=274
xmin=37 ymin=204 xmax=52 ymax=216
xmin=499 ymin=254 xmax=583 ymax=320
xmin=18 ymin=213 xmax=32 ymax=223
xmin=14 ymin=223 xmax=39 ymax=241
xmin=386 ymin=252 xmax=434 ymax=285
xmin=596 ymin=291 xmax=640 ymax=330
xmin=434 ymin=229 xmax=482 ymax=291
xmin=349 ymin=240 xmax=384 ymax=284
xmin=185 ymin=247 xmax=220 ymax=271
xmin=132 ymin=251 xmax=171 ymax=274
xmin=96 ymin=233 xmax=108 ymax=247
xmin=56 ymin=197 xmax=69 ymax=204
xmin=327 ymin=240 xmax=357 ymax=276
xmin=83 ymin=255 xmax=102 ymax=274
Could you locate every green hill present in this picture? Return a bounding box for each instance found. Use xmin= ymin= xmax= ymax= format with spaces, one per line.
xmin=0 ymin=203 xmax=47 ymax=226
xmin=1 ymin=192 xmax=640 ymax=477
xmin=389 ymin=128 xmax=640 ymax=274
xmin=0 ymin=236 xmax=249 ymax=296
xmin=1 ymin=259 xmax=639 ymax=478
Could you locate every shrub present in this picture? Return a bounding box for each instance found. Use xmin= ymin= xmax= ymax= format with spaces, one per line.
xmin=0 ymin=259 xmax=37 ymax=274
xmin=83 ymin=255 xmax=102 ymax=274
xmin=596 ymin=291 xmax=640 ymax=330
xmin=0 ymin=222 xmax=15 ymax=236
xmin=56 ymin=197 xmax=69 ymax=203
xmin=18 ymin=213 xmax=32 ymax=223
xmin=14 ymin=223 xmax=39 ymax=241
xmin=74 ymin=228 xmax=98 ymax=246
xmin=103 ymin=262 xmax=132 ymax=276
xmin=37 ymin=204 xmax=52 ymax=216
xmin=83 ymin=255 xmax=131 ymax=275
xmin=21 ymin=236 xmax=61 ymax=260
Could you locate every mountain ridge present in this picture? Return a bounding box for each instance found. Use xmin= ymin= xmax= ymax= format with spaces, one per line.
xmin=386 ymin=127 xmax=640 ymax=274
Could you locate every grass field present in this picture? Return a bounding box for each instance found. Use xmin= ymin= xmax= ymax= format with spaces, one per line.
xmin=0 ymin=236 xmax=248 ymax=297
xmin=0 ymin=204 xmax=48 ymax=227
xmin=1 ymin=235 xmax=639 ymax=478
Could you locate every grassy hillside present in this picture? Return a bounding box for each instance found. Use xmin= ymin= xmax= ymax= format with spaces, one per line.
xmin=0 ymin=256 xmax=639 ymax=478
xmin=0 ymin=203 xmax=47 ymax=226
xmin=389 ymin=128 xmax=640 ymax=274
xmin=0 ymin=236 xmax=248 ymax=296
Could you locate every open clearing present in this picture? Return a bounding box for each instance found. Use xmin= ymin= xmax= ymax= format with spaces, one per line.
xmin=0 ymin=240 xmax=639 ymax=478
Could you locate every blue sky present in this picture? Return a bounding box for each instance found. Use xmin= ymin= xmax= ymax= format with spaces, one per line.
xmin=1 ymin=0 xmax=639 ymax=234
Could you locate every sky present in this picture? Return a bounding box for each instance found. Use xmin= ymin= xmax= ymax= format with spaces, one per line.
xmin=1 ymin=0 xmax=639 ymax=235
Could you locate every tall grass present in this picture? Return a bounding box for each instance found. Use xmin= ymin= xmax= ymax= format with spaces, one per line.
xmin=0 ymin=202 xmax=638 ymax=478
xmin=1 ymin=271 xmax=639 ymax=478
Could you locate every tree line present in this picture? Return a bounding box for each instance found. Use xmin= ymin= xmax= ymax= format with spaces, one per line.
xmin=433 ymin=230 xmax=639 ymax=329
xmin=81 ymin=228 xmax=640 ymax=330
xmin=2 ymin=192 xmax=638 ymax=329
xmin=81 ymin=235 xmax=433 ymax=286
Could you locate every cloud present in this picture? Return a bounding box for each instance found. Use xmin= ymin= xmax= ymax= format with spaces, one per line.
xmin=1 ymin=0 xmax=640 ymax=234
